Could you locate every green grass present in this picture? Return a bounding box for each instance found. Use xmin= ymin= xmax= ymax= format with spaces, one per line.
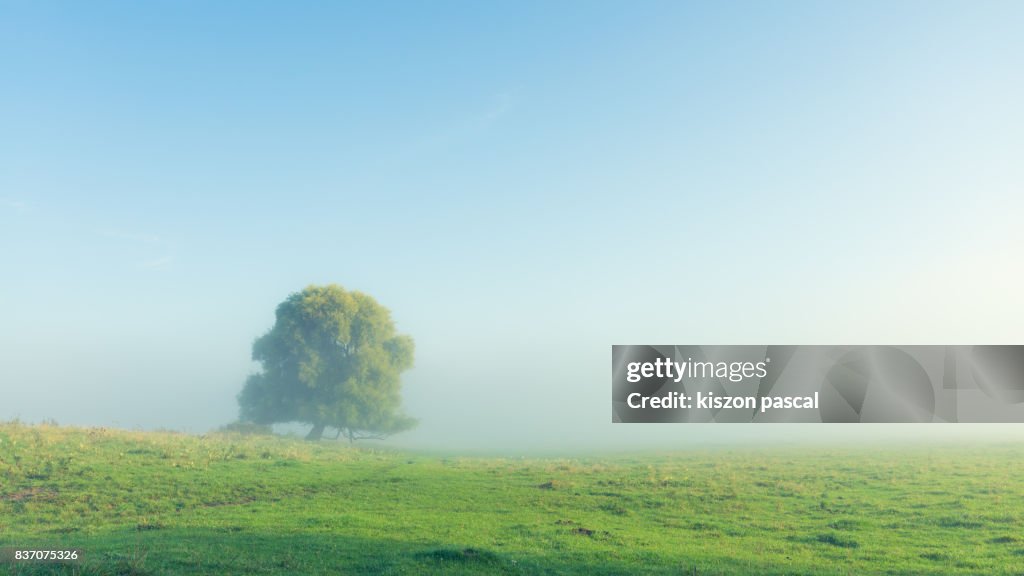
xmin=2 ymin=422 xmax=1023 ymax=575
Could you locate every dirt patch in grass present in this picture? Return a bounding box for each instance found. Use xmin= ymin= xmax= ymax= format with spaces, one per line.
xmin=2 ymin=487 xmax=58 ymax=502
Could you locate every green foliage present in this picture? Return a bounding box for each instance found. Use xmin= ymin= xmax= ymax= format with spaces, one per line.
xmin=238 ymin=284 xmax=415 ymax=441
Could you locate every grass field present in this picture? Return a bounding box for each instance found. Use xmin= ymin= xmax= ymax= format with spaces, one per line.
xmin=2 ymin=422 xmax=1023 ymax=575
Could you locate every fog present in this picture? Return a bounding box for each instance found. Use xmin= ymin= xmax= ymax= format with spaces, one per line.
xmin=3 ymin=2 xmax=1024 ymax=453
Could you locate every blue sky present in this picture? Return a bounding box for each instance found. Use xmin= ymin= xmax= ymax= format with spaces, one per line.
xmin=2 ymin=1 xmax=1023 ymax=449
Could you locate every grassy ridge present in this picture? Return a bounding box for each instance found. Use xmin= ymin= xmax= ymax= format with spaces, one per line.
xmin=1 ymin=422 xmax=1023 ymax=575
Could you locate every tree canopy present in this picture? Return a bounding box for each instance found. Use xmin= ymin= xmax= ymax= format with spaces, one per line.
xmin=238 ymin=284 xmax=415 ymax=441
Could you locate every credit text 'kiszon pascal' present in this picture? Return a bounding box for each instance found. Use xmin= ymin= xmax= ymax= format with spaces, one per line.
xmin=626 ymin=391 xmax=818 ymax=413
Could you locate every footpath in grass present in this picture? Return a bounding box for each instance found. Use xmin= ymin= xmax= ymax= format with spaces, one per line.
xmin=2 ymin=422 xmax=1023 ymax=575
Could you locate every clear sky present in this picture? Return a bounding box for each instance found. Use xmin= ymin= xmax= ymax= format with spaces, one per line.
xmin=2 ymin=1 xmax=1023 ymax=450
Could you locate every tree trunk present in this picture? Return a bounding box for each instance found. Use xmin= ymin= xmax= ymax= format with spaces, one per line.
xmin=347 ymin=428 xmax=354 ymax=444
xmin=306 ymin=423 xmax=326 ymax=441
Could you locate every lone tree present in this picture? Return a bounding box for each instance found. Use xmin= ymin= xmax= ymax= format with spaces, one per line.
xmin=238 ymin=284 xmax=416 ymax=442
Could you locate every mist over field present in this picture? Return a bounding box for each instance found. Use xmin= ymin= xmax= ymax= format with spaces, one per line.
xmin=2 ymin=1 xmax=1023 ymax=453
xmin=5 ymin=5 xmax=1024 ymax=575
